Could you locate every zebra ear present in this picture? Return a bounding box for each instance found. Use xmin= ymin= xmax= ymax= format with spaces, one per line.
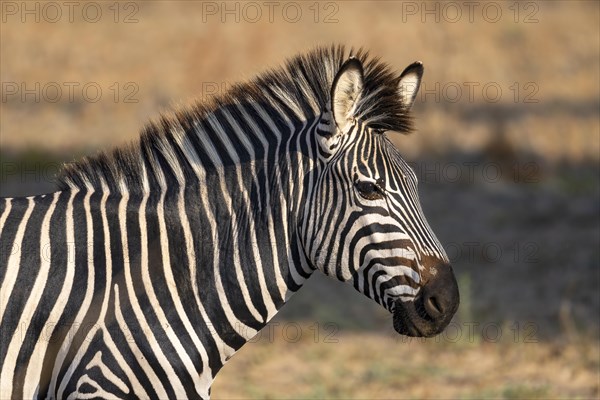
xmin=398 ymin=61 xmax=423 ymax=109
xmin=331 ymin=57 xmax=364 ymax=132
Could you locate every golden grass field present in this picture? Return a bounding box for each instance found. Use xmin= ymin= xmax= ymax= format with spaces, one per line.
xmin=211 ymin=324 xmax=599 ymax=399
xmin=1 ymin=1 xmax=598 ymax=161
xmin=1 ymin=1 xmax=599 ymax=398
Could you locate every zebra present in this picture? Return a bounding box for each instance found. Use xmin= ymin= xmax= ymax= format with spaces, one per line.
xmin=0 ymin=45 xmax=459 ymax=399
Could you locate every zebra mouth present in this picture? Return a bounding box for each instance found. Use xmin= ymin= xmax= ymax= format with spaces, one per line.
xmin=393 ymin=297 xmax=443 ymax=337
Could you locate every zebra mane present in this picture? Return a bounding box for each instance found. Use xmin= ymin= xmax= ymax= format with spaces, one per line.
xmin=57 ymin=44 xmax=413 ymax=193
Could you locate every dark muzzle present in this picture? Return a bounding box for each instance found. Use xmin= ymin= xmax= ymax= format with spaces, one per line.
xmin=393 ymin=264 xmax=460 ymax=337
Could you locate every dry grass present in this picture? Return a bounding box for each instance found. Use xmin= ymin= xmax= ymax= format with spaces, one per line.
xmin=1 ymin=1 xmax=598 ymax=162
xmin=1 ymin=1 xmax=599 ymax=398
xmin=211 ymin=324 xmax=599 ymax=399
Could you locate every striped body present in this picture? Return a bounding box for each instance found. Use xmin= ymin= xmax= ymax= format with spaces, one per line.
xmin=0 ymin=46 xmax=459 ymax=398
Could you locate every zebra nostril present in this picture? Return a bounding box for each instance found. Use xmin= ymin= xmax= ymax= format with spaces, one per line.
xmin=420 ymin=264 xmax=460 ymax=322
xmin=423 ymin=296 xmax=444 ymax=318
xmin=424 ymin=295 xmax=443 ymax=318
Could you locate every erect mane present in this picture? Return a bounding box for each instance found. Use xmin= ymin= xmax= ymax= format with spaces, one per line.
xmin=57 ymin=44 xmax=413 ymax=193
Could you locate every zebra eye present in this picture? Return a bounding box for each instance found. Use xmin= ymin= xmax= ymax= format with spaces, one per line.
xmin=355 ymin=178 xmax=385 ymax=200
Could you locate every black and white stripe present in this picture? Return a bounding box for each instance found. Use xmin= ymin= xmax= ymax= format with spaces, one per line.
xmin=0 ymin=45 xmax=458 ymax=398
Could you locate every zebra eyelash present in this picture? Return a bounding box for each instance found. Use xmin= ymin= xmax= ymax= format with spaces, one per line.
xmin=353 ymin=174 xmax=386 ymax=200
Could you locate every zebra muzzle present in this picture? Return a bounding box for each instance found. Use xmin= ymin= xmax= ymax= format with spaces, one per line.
xmin=393 ymin=264 xmax=459 ymax=337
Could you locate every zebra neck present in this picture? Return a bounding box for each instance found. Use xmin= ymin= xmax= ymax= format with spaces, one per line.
xmin=178 ymin=152 xmax=314 ymax=334
xmin=141 ymin=137 xmax=316 ymax=360
xmin=53 ymin=96 xmax=322 ymax=364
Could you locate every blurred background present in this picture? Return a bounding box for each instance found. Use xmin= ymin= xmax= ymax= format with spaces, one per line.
xmin=1 ymin=1 xmax=598 ymax=398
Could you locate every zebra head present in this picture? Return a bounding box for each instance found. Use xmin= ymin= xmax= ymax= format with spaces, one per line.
xmin=302 ymin=56 xmax=459 ymax=337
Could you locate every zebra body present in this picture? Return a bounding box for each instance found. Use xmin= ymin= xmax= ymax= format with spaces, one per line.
xmin=0 ymin=46 xmax=459 ymax=398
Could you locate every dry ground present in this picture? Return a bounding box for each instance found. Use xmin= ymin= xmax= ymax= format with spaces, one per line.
xmin=1 ymin=1 xmax=599 ymax=398
xmin=212 ymin=324 xmax=599 ymax=399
